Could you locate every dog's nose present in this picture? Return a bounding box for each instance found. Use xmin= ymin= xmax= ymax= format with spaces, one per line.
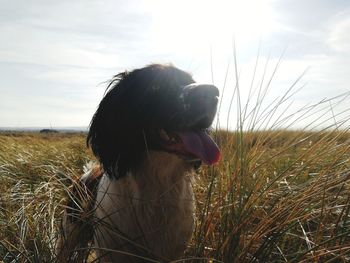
xmin=183 ymin=83 xmax=219 ymax=99
xmin=181 ymin=83 xmax=219 ymax=129
xmin=183 ymin=84 xmax=219 ymax=110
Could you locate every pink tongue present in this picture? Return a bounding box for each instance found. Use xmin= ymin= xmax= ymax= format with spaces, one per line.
xmin=179 ymin=131 xmax=221 ymax=165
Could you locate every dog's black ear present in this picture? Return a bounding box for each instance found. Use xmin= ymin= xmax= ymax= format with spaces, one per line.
xmin=87 ymin=72 xmax=148 ymax=179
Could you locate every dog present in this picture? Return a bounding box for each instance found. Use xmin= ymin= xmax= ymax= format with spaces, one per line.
xmin=56 ymin=64 xmax=220 ymax=262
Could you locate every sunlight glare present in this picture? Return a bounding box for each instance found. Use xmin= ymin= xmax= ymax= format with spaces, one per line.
xmin=149 ymin=0 xmax=277 ymax=53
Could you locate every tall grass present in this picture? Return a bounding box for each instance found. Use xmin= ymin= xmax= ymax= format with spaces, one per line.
xmin=1 ymin=131 xmax=349 ymax=262
xmin=190 ymin=129 xmax=350 ymax=262
xmin=0 ymin=133 xmax=93 ymax=262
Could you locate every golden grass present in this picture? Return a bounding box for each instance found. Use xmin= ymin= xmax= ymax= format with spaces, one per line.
xmin=191 ymin=129 xmax=350 ymax=262
xmin=0 ymin=130 xmax=349 ymax=262
xmin=0 ymin=133 xmax=93 ymax=262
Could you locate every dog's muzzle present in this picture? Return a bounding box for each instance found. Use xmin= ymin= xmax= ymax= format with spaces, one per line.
xmin=181 ymin=83 xmax=219 ymax=129
xmin=159 ymin=83 xmax=221 ymax=165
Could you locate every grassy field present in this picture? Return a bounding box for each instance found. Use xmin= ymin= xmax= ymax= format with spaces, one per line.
xmin=0 ymin=129 xmax=349 ymax=262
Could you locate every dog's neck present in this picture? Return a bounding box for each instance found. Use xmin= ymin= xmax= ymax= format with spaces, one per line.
xmin=139 ymin=151 xmax=190 ymax=179
xmin=127 ymin=151 xmax=194 ymax=200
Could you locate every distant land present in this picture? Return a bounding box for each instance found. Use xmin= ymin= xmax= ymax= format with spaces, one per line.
xmin=0 ymin=127 xmax=88 ymax=133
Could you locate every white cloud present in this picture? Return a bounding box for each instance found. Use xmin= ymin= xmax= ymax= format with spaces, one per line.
xmin=328 ymin=15 xmax=350 ymax=52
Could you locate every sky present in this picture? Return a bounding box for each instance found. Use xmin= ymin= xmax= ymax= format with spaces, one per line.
xmin=0 ymin=0 xmax=349 ymax=130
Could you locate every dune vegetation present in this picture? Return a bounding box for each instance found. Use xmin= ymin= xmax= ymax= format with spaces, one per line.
xmin=0 ymin=127 xmax=349 ymax=262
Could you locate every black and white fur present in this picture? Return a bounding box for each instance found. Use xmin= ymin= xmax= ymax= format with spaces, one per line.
xmin=57 ymin=64 xmax=220 ymax=262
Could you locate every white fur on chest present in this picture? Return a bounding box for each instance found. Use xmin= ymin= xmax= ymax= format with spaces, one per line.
xmin=94 ymin=152 xmax=195 ymax=262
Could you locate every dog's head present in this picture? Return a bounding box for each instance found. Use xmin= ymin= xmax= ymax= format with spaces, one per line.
xmin=87 ymin=64 xmax=220 ymax=178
